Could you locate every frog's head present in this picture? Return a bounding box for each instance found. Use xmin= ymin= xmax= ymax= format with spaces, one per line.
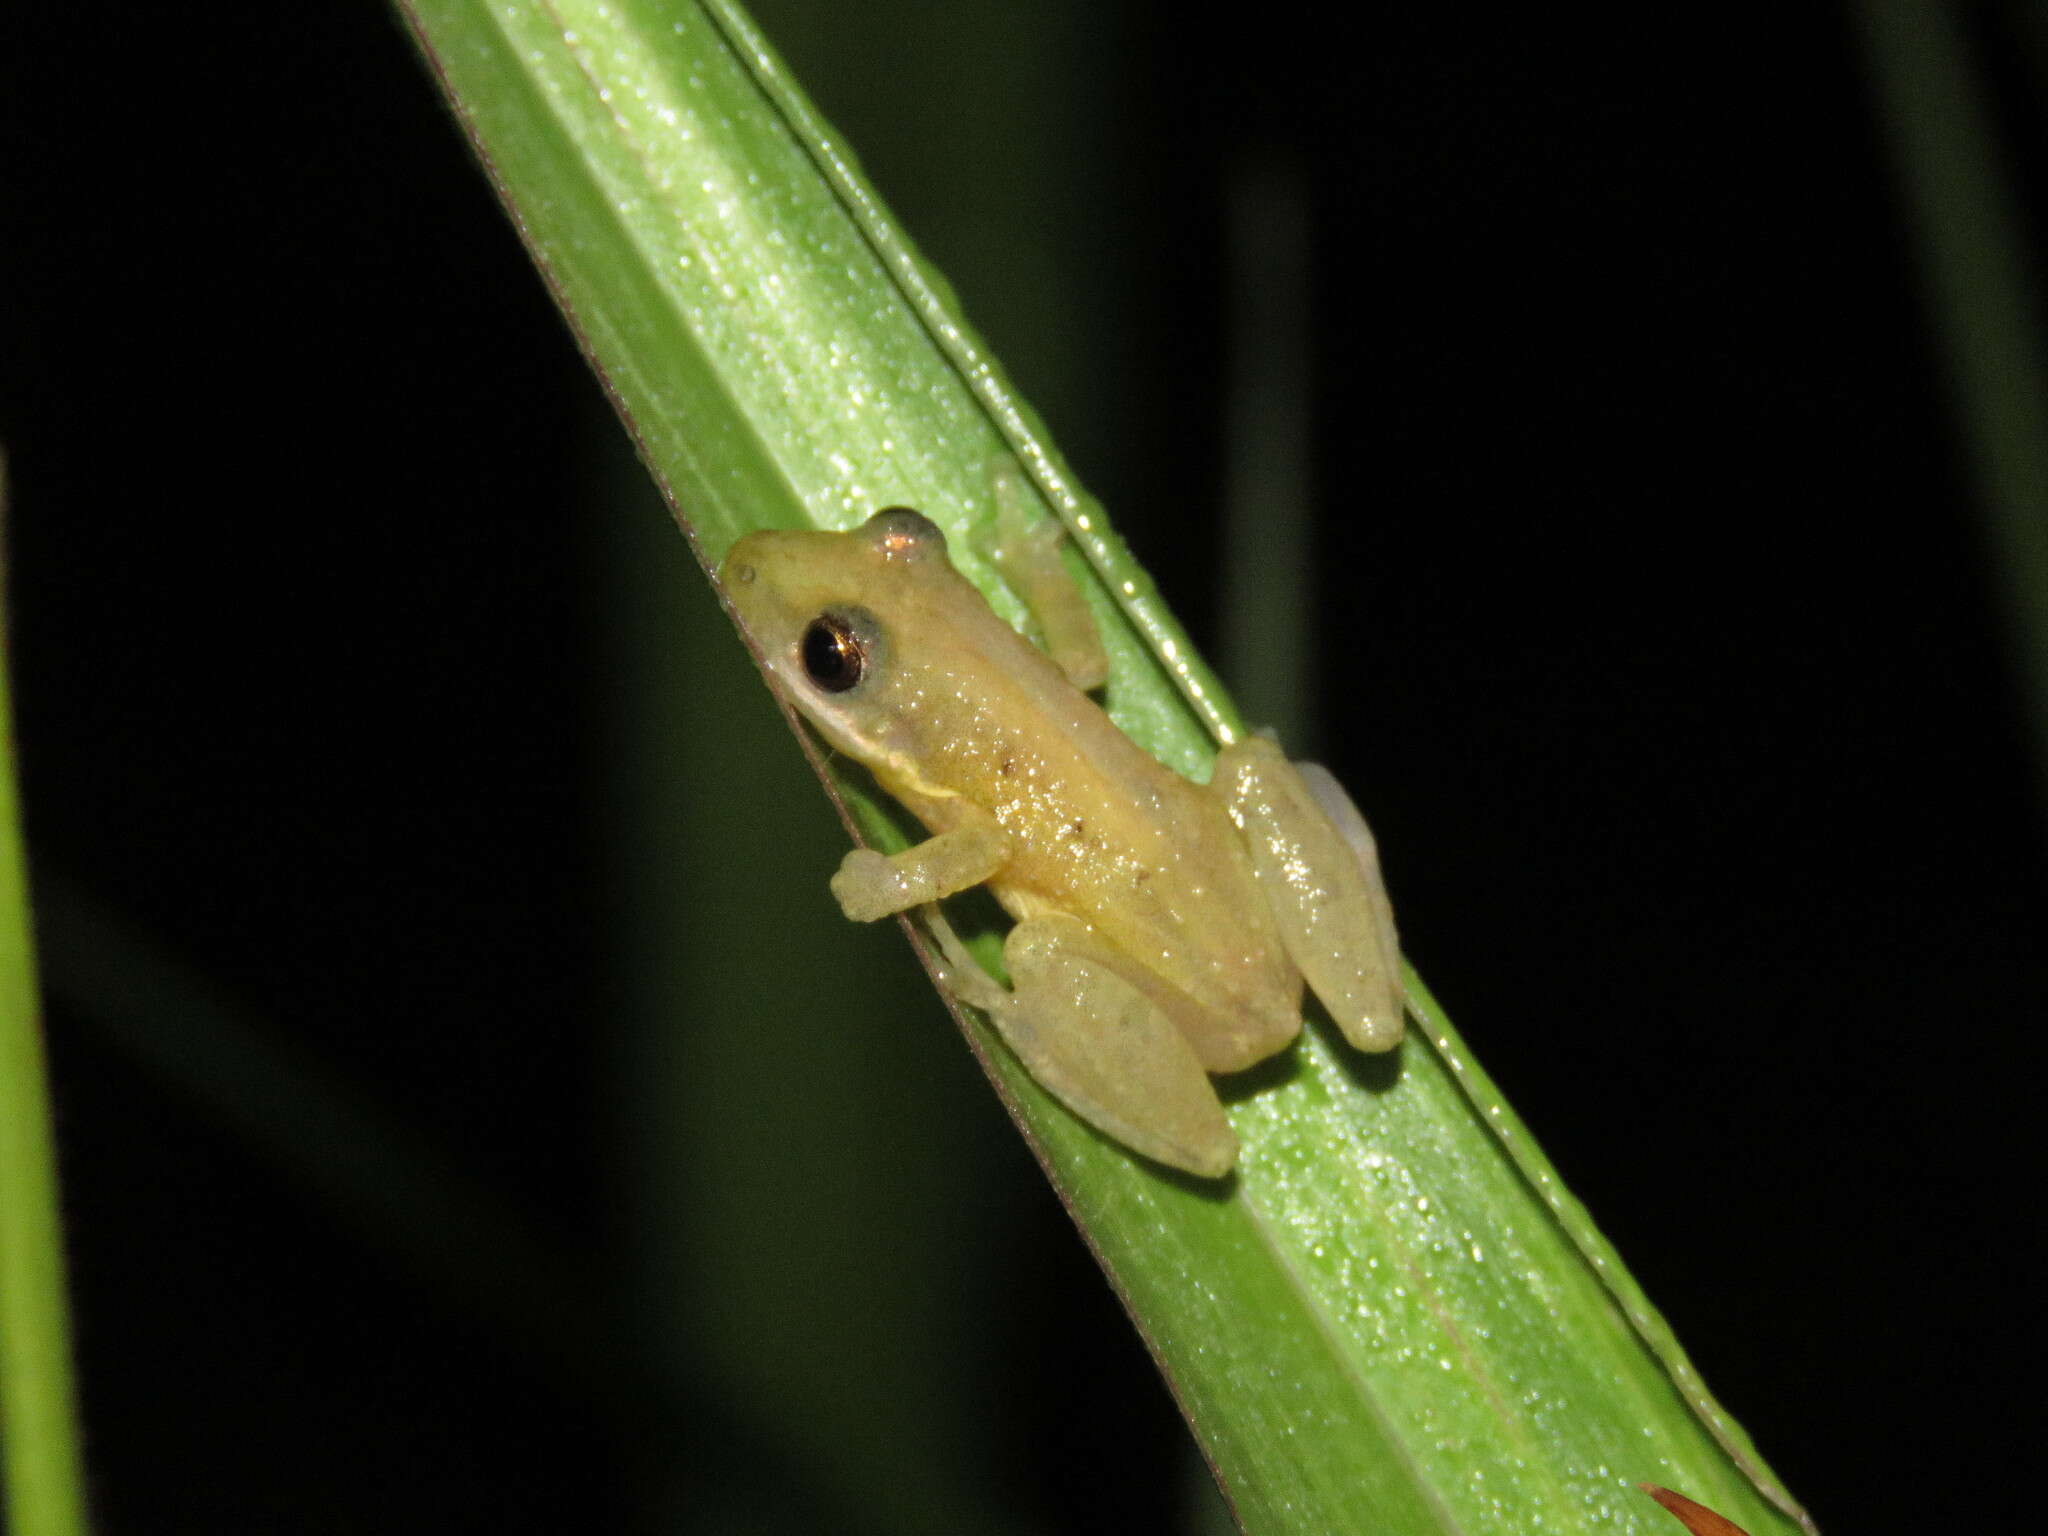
xmin=720 ymin=508 xmax=959 ymax=763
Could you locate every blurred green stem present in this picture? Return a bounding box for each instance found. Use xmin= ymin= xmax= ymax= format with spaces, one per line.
xmin=0 ymin=456 xmax=89 ymax=1536
xmin=1219 ymin=155 xmax=1317 ymax=751
xmin=1853 ymin=0 xmax=2048 ymax=808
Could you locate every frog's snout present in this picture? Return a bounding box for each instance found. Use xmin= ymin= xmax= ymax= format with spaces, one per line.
xmin=720 ymin=530 xmax=766 ymax=587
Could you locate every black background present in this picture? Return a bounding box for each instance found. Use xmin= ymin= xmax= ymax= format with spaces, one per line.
xmin=4 ymin=4 xmax=2044 ymax=1532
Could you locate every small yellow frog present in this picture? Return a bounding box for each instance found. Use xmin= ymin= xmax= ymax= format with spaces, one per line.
xmin=721 ymin=494 xmax=1401 ymax=1177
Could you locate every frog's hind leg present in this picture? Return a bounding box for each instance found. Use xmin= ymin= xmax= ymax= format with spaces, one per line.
xmin=1217 ymin=736 xmax=1405 ymax=1052
xmin=1292 ymin=759 xmax=1403 ymax=1027
xmin=987 ymin=462 xmax=1110 ymax=692
xmin=925 ymin=907 xmax=1237 ymax=1178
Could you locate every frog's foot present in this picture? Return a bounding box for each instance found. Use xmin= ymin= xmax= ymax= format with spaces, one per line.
xmin=1217 ymin=736 xmax=1405 ymax=1052
xmin=922 ymin=906 xmax=1236 ymax=1178
xmin=986 ymin=461 xmax=1110 ymax=693
xmin=829 ymin=824 xmax=1011 ymax=923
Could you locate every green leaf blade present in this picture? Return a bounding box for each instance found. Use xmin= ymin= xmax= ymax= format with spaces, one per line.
xmin=398 ymin=3 xmax=1812 ymax=1531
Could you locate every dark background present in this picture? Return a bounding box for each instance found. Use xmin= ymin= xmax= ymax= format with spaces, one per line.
xmin=4 ymin=3 xmax=2044 ymax=1532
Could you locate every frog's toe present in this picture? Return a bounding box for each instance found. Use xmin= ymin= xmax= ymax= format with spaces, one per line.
xmin=829 ymin=848 xmax=912 ymax=922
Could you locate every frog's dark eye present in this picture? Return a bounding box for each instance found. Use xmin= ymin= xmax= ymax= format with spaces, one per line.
xmin=801 ymin=613 xmax=868 ymax=693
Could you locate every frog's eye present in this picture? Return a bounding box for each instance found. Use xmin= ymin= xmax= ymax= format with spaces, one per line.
xmin=866 ymin=507 xmax=945 ymax=562
xmin=801 ymin=612 xmax=870 ymax=693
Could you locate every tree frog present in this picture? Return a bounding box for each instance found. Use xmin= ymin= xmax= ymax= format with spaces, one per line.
xmin=720 ymin=496 xmax=1402 ymax=1177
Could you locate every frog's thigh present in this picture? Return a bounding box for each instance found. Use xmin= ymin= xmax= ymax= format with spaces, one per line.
xmin=997 ymin=913 xmax=1238 ymax=1178
xmin=1292 ymin=759 xmax=1403 ymax=1023
xmin=1216 ymin=736 xmax=1404 ymax=1051
xmin=830 ymin=824 xmax=1010 ymax=922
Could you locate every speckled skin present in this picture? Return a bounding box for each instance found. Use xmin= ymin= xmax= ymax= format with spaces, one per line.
xmin=722 ymin=508 xmax=1400 ymax=1175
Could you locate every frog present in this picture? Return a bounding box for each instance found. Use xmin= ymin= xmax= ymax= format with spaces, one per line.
xmin=719 ymin=489 xmax=1402 ymax=1178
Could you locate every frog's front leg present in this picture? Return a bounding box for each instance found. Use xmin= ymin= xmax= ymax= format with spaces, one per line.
xmin=829 ymin=823 xmax=1011 ymax=922
xmin=1217 ymin=736 xmax=1405 ymax=1052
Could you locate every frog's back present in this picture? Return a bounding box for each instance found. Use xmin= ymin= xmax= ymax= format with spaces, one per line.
xmin=724 ymin=512 xmax=1305 ymax=1072
xmin=874 ymin=575 xmax=1304 ymax=1071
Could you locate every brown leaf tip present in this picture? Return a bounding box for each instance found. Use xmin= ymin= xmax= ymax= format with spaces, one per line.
xmin=1640 ymin=1483 xmax=1754 ymax=1536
